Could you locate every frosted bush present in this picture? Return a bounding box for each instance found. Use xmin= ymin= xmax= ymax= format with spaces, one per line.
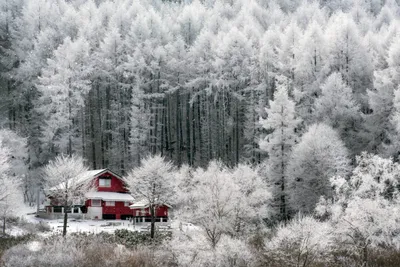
xmin=214 ymin=235 xmax=255 ymax=267
xmin=265 ymin=216 xmax=335 ymax=267
xmin=161 ymin=230 xmax=257 ymax=267
xmin=2 ymin=237 xmax=85 ymax=267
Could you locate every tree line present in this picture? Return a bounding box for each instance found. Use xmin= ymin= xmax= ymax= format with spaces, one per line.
xmin=1 ymin=0 xmax=400 ymax=204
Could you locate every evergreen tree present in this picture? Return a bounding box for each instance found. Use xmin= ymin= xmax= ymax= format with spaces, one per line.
xmin=259 ymin=76 xmax=301 ymax=222
xmin=314 ymin=73 xmax=364 ymax=156
xmin=288 ymin=123 xmax=350 ymax=215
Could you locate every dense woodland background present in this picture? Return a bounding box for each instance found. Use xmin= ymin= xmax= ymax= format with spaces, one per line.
xmin=1 ymin=0 xmax=400 ymax=202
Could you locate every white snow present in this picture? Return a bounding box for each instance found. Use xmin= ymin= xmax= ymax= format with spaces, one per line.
xmin=47 ymin=169 xmax=107 ymax=191
xmin=85 ymin=191 xmax=134 ymax=202
xmin=129 ymin=199 xmax=172 ymax=209
xmin=129 ymin=199 xmax=149 ymax=208
xmin=27 ymin=241 xmax=42 ymax=252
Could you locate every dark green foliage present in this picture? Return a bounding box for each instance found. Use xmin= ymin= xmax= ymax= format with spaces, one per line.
xmin=113 ymin=229 xmax=172 ymax=248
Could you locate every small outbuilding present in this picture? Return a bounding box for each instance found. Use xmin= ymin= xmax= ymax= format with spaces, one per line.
xmin=129 ymin=199 xmax=171 ymax=223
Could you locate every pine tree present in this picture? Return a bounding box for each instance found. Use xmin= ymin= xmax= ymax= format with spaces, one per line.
xmin=314 ymin=73 xmax=364 ymax=156
xmin=259 ymin=76 xmax=301 ymax=222
xmin=288 ymin=123 xmax=350 ymax=215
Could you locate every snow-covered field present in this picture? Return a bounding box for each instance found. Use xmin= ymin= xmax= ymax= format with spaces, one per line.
xmin=7 ymin=205 xmax=196 ymax=237
xmin=37 ymin=218 xmax=137 ymax=235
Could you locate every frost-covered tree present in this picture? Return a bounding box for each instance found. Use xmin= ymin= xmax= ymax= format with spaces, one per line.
xmin=265 ymin=216 xmax=335 ymax=267
xmin=0 ymin=140 xmax=22 ymax=234
xmin=314 ymin=73 xmax=364 ymax=155
xmin=259 ymin=26 xmax=281 ymax=100
xmin=260 ymin=77 xmax=301 ymax=221
xmin=165 ymin=230 xmax=256 ymax=267
xmin=389 ymin=87 xmax=400 ymax=159
xmin=177 ymin=161 xmax=270 ymax=247
xmin=43 ymin=154 xmax=89 ymax=237
xmin=314 ymin=73 xmax=360 ymax=127
xmin=279 ymin=21 xmax=301 ymax=85
xmin=123 ymin=155 xmax=175 ymax=239
xmin=316 ymin=153 xmax=400 ymax=266
xmin=288 ymin=123 xmax=350 ymax=215
xmin=367 ymin=34 xmax=400 ymax=157
xmin=293 ymin=20 xmax=327 ymax=122
xmin=325 ymin=12 xmax=373 ymax=108
xmin=0 ymin=129 xmax=30 ymax=203
xmin=37 ymin=36 xmax=92 ymax=156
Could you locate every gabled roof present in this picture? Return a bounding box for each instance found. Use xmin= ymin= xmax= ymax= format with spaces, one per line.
xmin=85 ymin=191 xmax=134 ymax=202
xmin=46 ymin=168 xmax=122 ymax=192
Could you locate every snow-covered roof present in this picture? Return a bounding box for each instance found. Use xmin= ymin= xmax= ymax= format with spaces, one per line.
xmin=129 ymin=199 xmax=172 ymax=209
xmin=47 ymin=169 xmax=119 ymax=192
xmin=129 ymin=199 xmax=149 ymax=209
xmin=85 ymin=191 xmax=134 ymax=202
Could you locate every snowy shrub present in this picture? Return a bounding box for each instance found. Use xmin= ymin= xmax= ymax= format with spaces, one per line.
xmin=214 ymin=235 xmax=255 ymax=267
xmin=113 ymin=229 xmax=171 ymax=248
xmin=7 ymin=217 xmax=51 ymax=234
xmin=2 ymin=234 xmax=160 ymax=267
xmin=161 ymin=229 xmax=214 ymax=267
xmin=2 ymin=237 xmax=85 ymax=267
xmin=264 ymin=216 xmax=335 ymax=267
xmin=161 ymin=230 xmax=257 ymax=267
xmin=0 ymin=234 xmax=33 ymax=263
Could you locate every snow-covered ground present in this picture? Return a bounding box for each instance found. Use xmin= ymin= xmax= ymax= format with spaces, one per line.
xmin=6 ymin=205 xmax=198 ymax=237
xmin=39 ymin=218 xmax=136 ymax=235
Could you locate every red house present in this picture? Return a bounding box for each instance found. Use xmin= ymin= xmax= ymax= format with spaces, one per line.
xmin=45 ymin=169 xmax=134 ymax=220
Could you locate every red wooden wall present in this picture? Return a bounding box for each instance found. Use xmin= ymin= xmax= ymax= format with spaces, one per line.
xmin=94 ymin=171 xmax=128 ymax=192
xmin=131 ymin=206 xmax=169 ymax=217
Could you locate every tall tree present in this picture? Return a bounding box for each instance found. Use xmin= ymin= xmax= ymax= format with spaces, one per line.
xmin=37 ymin=36 xmax=92 ymax=157
xmin=43 ymin=154 xmax=89 ymax=237
xmin=366 ymin=34 xmax=400 ymax=156
xmin=288 ymin=123 xmax=350 ymax=215
xmin=259 ymin=76 xmax=301 ymax=222
xmin=123 ymin=155 xmax=175 ymax=239
xmin=0 ymin=138 xmax=22 ymax=234
xmin=176 ymin=161 xmax=270 ymax=247
xmin=313 ymin=73 xmax=364 ymax=156
xmin=325 ymin=12 xmax=373 ymax=109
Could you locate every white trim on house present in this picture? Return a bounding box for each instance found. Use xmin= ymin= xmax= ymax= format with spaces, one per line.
xmin=105 ymin=201 xmax=115 ymax=206
xmin=85 ymin=191 xmax=134 ymax=202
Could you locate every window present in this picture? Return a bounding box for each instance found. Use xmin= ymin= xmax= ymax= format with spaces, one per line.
xmin=91 ymin=199 xmax=101 ymax=207
xmin=105 ymin=201 xmax=115 ymax=206
xmin=99 ymin=178 xmax=111 ymax=187
xmin=124 ymin=202 xmax=130 ymax=207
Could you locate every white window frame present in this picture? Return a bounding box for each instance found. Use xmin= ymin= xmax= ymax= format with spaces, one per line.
xmin=105 ymin=201 xmax=115 ymax=207
xmin=91 ymin=199 xmax=101 ymax=207
xmin=99 ymin=178 xmax=111 ymax=187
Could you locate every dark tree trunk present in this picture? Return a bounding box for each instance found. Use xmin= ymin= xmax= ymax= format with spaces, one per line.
xmin=150 ymin=204 xmax=155 ymax=239
xmin=363 ymin=245 xmax=368 ymax=267
xmin=63 ymin=200 xmax=68 ymax=237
